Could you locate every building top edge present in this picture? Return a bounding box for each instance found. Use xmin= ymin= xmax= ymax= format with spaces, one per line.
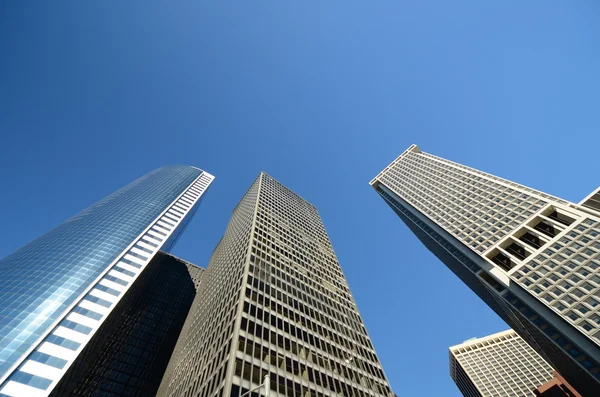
xmin=579 ymin=186 xmax=600 ymax=206
xmin=189 ymin=166 xmax=215 ymax=179
xmin=449 ymin=329 xmax=515 ymax=351
xmin=259 ymin=171 xmax=318 ymax=209
xmin=369 ymin=144 xmax=421 ymax=186
xmin=159 ymin=251 xmax=205 ymax=270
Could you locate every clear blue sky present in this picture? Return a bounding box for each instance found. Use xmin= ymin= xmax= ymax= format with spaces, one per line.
xmin=1 ymin=1 xmax=599 ymax=395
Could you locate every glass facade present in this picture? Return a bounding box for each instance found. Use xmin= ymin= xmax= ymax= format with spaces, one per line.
xmin=49 ymin=252 xmax=204 ymax=397
xmin=0 ymin=166 xmax=203 ymax=381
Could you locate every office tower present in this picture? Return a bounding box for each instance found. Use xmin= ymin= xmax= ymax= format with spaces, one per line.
xmin=159 ymin=172 xmax=394 ymax=397
xmin=50 ymin=252 xmax=204 ymax=397
xmin=0 ymin=166 xmax=214 ymax=397
xmin=370 ymin=144 xmax=600 ymax=395
xmin=449 ymin=329 xmax=553 ymax=397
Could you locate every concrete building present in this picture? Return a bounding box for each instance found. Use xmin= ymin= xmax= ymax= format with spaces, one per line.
xmin=159 ymin=172 xmax=394 ymax=397
xmin=371 ymin=144 xmax=600 ymax=395
xmin=0 ymin=166 xmax=214 ymax=397
xmin=450 ymin=329 xmax=553 ymax=396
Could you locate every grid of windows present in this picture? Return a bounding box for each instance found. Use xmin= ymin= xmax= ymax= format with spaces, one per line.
xmin=371 ymin=144 xmax=600 ymax=394
xmin=503 ymin=292 xmax=600 ymax=381
xmin=0 ymin=167 xmax=214 ymax=397
xmin=49 ymin=253 xmax=203 ymax=397
xmin=515 ymin=218 xmax=600 ymax=341
xmin=0 ymin=166 xmax=204 ymax=381
xmin=159 ymin=176 xmax=260 ymax=397
xmin=450 ymin=330 xmax=553 ymax=397
xmin=373 ymin=145 xmax=552 ymax=254
xmin=377 ymin=181 xmax=600 ymax=391
xmin=160 ymin=173 xmax=393 ymax=397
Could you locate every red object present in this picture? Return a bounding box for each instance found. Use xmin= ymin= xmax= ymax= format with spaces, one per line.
xmin=534 ymin=371 xmax=583 ymax=397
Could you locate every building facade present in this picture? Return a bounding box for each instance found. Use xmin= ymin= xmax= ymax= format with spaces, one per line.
xmin=49 ymin=252 xmax=204 ymax=397
xmin=449 ymin=329 xmax=553 ymax=397
xmin=0 ymin=166 xmax=214 ymax=397
xmin=159 ymin=172 xmax=394 ymax=397
xmin=370 ymin=144 xmax=600 ymax=395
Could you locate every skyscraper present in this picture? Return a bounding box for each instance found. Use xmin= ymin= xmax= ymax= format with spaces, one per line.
xmin=449 ymin=329 xmax=553 ymax=397
xmin=49 ymin=252 xmax=205 ymax=397
xmin=159 ymin=172 xmax=394 ymax=397
xmin=370 ymin=144 xmax=600 ymax=395
xmin=0 ymin=166 xmax=214 ymax=397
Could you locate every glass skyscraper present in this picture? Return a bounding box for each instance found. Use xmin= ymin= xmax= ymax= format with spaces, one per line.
xmin=371 ymin=144 xmax=600 ymax=395
xmin=158 ymin=172 xmax=394 ymax=397
xmin=0 ymin=166 xmax=214 ymax=397
xmin=50 ymin=252 xmax=205 ymax=397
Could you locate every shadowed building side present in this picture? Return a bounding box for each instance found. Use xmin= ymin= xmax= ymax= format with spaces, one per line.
xmin=49 ymin=252 xmax=204 ymax=397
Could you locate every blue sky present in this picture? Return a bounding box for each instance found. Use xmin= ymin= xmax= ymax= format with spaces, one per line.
xmin=1 ymin=1 xmax=599 ymax=395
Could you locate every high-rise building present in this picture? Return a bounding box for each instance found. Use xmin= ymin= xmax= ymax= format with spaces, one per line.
xmin=370 ymin=144 xmax=600 ymax=395
xmin=0 ymin=166 xmax=214 ymax=397
xmin=49 ymin=252 xmax=204 ymax=397
xmin=449 ymin=329 xmax=553 ymax=397
xmin=159 ymin=172 xmax=394 ymax=397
